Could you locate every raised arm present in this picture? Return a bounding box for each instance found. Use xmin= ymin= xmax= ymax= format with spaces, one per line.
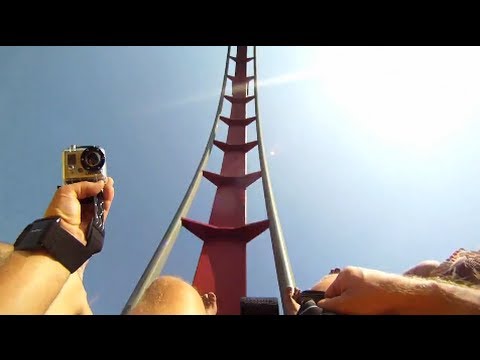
xmin=0 ymin=178 xmax=114 ymax=314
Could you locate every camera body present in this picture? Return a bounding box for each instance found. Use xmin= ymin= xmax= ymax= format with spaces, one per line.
xmin=62 ymin=145 xmax=107 ymax=185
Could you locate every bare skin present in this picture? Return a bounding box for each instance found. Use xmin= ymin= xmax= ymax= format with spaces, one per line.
xmin=284 ymin=287 xmax=302 ymax=315
xmin=285 ymin=269 xmax=340 ymax=315
xmin=403 ymin=260 xmax=441 ymax=277
xmin=0 ymin=177 xmax=114 ymax=314
xmin=45 ymin=260 xmax=92 ymax=315
xmin=288 ymin=264 xmax=480 ymax=315
xmin=286 ymin=260 xmax=480 ymax=315
xmin=129 ymin=276 xmax=218 ymax=315
xmin=0 ymin=243 xmax=92 ymax=314
xmin=318 ymin=266 xmax=480 ymax=315
xmin=201 ymin=292 xmax=218 ymax=315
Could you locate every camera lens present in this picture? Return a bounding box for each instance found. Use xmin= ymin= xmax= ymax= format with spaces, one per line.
xmin=85 ymin=152 xmax=101 ymax=167
xmin=80 ymin=146 xmax=105 ymax=171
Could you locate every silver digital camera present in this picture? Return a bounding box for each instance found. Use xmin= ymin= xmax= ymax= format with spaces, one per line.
xmin=62 ymin=145 xmax=107 ymax=185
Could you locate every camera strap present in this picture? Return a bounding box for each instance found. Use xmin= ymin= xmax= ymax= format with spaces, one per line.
xmin=85 ymin=192 xmax=105 ymax=254
xmin=13 ymin=186 xmax=107 ymax=273
xmin=57 ymin=185 xmax=106 ymax=254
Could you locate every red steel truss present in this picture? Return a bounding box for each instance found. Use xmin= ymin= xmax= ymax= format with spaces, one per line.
xmin=123 ymin=46 xmax=295 ymax=315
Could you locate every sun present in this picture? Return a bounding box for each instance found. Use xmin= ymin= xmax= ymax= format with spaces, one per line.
xmin=311 ymin=46 xmax=480 ymax=153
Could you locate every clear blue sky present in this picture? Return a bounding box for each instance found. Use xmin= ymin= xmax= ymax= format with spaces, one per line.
xmin=1 ymin=46 xmax=480 ymax=314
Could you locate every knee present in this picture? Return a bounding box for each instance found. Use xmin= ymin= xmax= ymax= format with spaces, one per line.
xmin=130 ymin=276 xmax=205 ymax=315
xmin=143 ymin=276 xmax=199 ymax=303
xmin=310 ymin=273 xmax=339 ymax=292
xmin=404 ymin=260 xmax=441 ymax=277
xmin=147 ymin=276 xmax=191 ymax=293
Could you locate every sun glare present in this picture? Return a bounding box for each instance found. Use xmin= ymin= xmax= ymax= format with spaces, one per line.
xmin=311 ymin=47 xmax=480 ymax=153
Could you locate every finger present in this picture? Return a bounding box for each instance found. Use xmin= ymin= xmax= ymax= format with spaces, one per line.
xmin=317 ymin=296 xmax=346 ymax=314
xmin=104 ymin=177 xmax=114 ymax=193
xmin=102 ymin=177 xmax=115 ymax=221
xmin=103 ymin=177 xmax=114 ymax=202
xmin=292 ymin=288 xmax=302 ymax=303
xmin=59 ymin=180 xmax=105 ymax=201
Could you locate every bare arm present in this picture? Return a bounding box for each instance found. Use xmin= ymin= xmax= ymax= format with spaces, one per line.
xmin=0 ymin=179 xmax=113 ymax=314
xmin=0 ymin=243 xmax=68 ymax=314
xmin=45 ymin=270 xmax=93 ymax=315
xmin=2 ymin=242 xmax=93 ymax=315
xmin=317 ymin=266 xmax=480 ymax=315
xmin=0 ymin=249 xmax=71 ymax=314
xmin=397 ymin=277 xmax=480 ymax=314
xmin=80 ymin=303 xmax=94 ymax=315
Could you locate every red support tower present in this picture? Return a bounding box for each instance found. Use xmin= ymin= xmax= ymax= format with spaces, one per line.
xmin=123 ymin=46 xmax=295 ymax=315
xmin=182 ymin=47 xmax=264 ymax=314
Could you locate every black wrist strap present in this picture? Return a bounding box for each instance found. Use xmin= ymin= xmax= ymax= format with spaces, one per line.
xmin=14 ymin=191 xmax=106 ymax=273
xmin=46 ymin=224 xmax=97 ymax=273
xmin=14 ymin=217 xmax=92 ymax=273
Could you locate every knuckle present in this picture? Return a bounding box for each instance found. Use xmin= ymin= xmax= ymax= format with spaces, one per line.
xmin=56 ymin=184 xmax=72 ymax=196
xmin=343 ymin=266 xmax=358 ymax=274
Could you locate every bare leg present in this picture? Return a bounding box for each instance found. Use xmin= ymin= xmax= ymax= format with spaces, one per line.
xmin=403 ymin=260 xmax=441 ymax=277
xmin=201 ymin=292 xmax=218 ymax=315
xmin=129 ymin=276 xmax=207 ymax=315
xmin=403 ymin=250 xmax=469 ymax=278
xmin=311 ymin=273 xmax=339 ymax=292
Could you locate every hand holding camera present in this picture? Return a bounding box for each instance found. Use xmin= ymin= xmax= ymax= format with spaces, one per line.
xmin=58 ymin=145 xmax=112 ymax=244
xmin=44 ymin=177 xmax=114 ymax=246
xmin=47 ymin=145 xmax=114 ymax=244
xmin=45 ymin=145 xmax=114 ymax=270
xmin=14 ymin=145 xmax=115 ymax=273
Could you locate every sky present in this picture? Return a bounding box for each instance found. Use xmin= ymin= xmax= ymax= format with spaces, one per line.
xmin=2 ymin=46 xmax=480 ymax=314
